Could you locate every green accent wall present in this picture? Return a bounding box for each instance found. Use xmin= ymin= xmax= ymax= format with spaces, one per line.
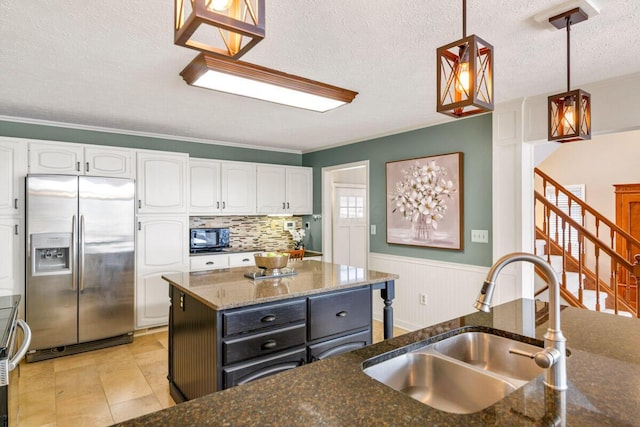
xmin=302 ymin=114 xmax=492 ymax=267
xmin=0 ymin=120 xmax=302 ymax=165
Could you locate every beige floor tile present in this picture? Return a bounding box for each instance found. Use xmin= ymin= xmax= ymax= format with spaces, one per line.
xmin=18 ymin=387 xmax=56 ymax=426
xmin=18 ymin=368 xmax=55 ymax=396
xmin=134 ymin=347 xmax=167 ymax=369
xmin=55 ymin=364 xmax=104 ymax=401
xmin=151 ymin=385 xmax=176 ymax=409
xmin=56 ymin=393 xmax=113 ymax=427
xmin=92 ymin=345 xmax=135 ymax=366
xmin=129 ymin=338 xmax=165 ymax=356
xmin=101 ymin=366 xmax=154 ymax=405
xmin=53 ymin=351 xmax=96 ymax=372
xmin=19 ymin=358 xmax=55 ymax=379
xmin=110 ymin=393 xmax=163 ymax=423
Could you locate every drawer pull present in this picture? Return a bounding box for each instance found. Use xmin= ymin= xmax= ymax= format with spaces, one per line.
xmin=242 ymin=258 xmax=250 ymax=262
xmin=261 ymin=314 xmax=276 ymax=323
xmin=261 ymin=340 xmax=277 ymax=350
xmin=336 ymin=311 xmax=348 ymax=317
xmin=206 ymin=261 xmax=215 ymax=265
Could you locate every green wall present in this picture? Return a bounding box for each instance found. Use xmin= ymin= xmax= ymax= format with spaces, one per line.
xmin=302 ymin=114 xmax=493 ymax=267
xmin=0 ymin=120 xmax=302 ymax=165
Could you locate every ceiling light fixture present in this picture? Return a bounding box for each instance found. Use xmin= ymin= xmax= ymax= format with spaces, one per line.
xmin=547 ymin=7 xmax=591 ymax=143
xmin=437 ymin=0 xmax=493 ymax=118
xmin=175 ymin=0 xmax=265 ymax=59
xmin=180 ymin=53 xmax=359 ymax=112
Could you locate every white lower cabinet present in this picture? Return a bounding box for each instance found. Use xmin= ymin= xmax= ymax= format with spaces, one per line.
xmin=136 ymin=215 xmax=188 ymax=329
xmin=0 ymin=218 xmax=21 ymax=296
xmin=190 ymin=254 xmax=229 ymax=271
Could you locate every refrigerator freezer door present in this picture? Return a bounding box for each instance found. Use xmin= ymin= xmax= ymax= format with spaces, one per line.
xmin=78 ymin=177 xmax=135 ymax=342
xmin=26 ymin=175 xmax=78 ymax=349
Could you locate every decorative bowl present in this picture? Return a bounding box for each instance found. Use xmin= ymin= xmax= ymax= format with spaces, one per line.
xmin=254 ymin=252 xmax=289 ymax=270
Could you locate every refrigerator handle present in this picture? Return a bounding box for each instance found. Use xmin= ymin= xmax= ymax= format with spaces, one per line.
xmin=80 ymin=215 xmax=85 ymax=292
xmin=71 ymin=215 xmax=77 ymax=290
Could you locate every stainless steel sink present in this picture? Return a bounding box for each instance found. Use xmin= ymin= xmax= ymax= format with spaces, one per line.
xmin=363 ymin=352 xmax=516 ymax=414
xmin=432 ymin=331 xmax=544 ymax=386
xmin=363 ymin=330 xmax=545 ymax=414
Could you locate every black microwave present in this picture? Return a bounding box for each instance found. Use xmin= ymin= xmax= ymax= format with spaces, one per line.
xmin=190 ymin=228 xmax=230 ymax=253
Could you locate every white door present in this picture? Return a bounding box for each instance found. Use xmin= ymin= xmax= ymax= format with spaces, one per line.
xmin=332 ymin=185 xmax=367 ymax=268
xmin=136 ymin=215 xmax=188 ymax=328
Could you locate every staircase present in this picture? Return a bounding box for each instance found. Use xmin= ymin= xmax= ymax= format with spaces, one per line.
xmin=534 ymin=168 xmax=640 ymax=318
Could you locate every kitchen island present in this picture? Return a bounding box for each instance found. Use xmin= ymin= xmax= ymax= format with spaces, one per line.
xmin=116 ymin=298 xmax=640 ymax=426
xmin=160 ymin=260 xmax=397 ymax=402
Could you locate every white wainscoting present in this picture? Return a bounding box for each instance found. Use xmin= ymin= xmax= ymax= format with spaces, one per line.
xmin=370 ymin=253 xmax=519 ymax=332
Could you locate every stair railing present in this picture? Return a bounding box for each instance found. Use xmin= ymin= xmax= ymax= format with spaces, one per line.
xmin=534 ymin=192 xmax=639 ymax=317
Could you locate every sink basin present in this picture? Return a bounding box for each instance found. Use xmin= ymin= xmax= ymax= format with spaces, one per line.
xmin=363 ymin=352 xmax=516 ymax=414
xmin=363 ymin=329 xmax=545 ymax=414
xmin=432 ymin=331 xmax=544 ymax=385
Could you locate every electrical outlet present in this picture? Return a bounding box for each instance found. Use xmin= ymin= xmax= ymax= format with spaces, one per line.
xmin=304 ymin=222 xmax=310 ymax=229
xmin=370 ymin=224 xmax=376 ymax=235
xmin=419 ymin=293 xmax=427 ymax=306
xmin=471 ymin=229 xmax=489 ymax=243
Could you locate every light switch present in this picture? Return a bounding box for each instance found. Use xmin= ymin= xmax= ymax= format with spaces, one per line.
xmin=370 ymin=224 xmax=376 ymax=235
xmin=471 ymin=229 xmax=489 ymax=243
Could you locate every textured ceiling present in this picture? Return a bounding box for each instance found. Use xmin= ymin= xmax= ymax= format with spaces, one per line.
xmin=0 ymin=1 xmax=639 ymax=153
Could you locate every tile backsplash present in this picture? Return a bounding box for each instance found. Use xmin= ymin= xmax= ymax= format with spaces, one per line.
xmin=190 ymin=216 xmax=304 ymax=251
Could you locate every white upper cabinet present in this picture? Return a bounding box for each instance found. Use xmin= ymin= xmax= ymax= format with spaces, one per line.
xmin=29 ymin=141 xmax=84 ymax=175
xmin=285 ymin=166 xmax=313 ymax=214
xmin=189 ymin=159 xmax=222 ymax=214
xmin=29 ymin=141 xmax=133 ymax=178
xmin=256 ymin=165 xmax=312 ymax=215
xmin=137 ymin=150 xmax=189 ymax=214
xmin=84 ymin=146 xmax=132 ymax=178
xmin=0 ymin=138 xmax=27 ymax=216
xmin=221 ymin=162 xmax=256 ymax=214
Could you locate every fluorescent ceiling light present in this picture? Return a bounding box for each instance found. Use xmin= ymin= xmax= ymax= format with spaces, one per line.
xmin=180 ymin=53 xmax=358 ymax=112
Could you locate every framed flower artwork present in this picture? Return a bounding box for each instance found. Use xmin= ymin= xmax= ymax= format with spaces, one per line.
xmin=386 ymin=152 xmax=463 ymax=250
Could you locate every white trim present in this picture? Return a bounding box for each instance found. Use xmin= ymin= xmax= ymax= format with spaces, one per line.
xmin=0 ymin=114 xmax=301 ymax=155
xmin=369 ymin=252 xmax=488 ymax=274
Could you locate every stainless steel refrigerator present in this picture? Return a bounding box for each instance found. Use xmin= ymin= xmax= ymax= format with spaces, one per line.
xmin=25 ymin=175 xmax=135 ymax=361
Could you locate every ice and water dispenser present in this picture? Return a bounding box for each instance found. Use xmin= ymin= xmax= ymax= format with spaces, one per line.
xmin=30 ymin=233 xmax=72 ymax=276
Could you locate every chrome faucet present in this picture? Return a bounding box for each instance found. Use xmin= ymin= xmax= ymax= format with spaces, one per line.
xmin=474 ymin=252 xmax=567 ymax=391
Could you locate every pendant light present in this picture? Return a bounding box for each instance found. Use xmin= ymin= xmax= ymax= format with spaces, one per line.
xmin=437 ymin=0 xmax=493 ymax=118
xmin=548 ymin=8 xmax=591 ymax=142
xmin=175 ymin=0 xmax=265 ymax=60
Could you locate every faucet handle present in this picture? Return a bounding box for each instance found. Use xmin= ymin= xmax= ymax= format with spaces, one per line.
xmin=509 ymin=347 xmax=561 ymax=369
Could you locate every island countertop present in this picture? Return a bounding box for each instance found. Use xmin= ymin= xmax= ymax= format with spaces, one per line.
xmin=162 ymin=260 xmax=398 ymax=311
xmin=115 ymin=298 xmax=640 ymax=426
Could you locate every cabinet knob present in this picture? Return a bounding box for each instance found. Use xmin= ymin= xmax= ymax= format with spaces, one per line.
xmin=336 ymin=310 xmax=348 ymax=317
xmin=261 ymin=339 xmax=277 ymax=350
xmin=261 ymin=314 xmax=276 ymax=323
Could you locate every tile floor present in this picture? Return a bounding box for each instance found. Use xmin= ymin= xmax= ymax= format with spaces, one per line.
xmin=16 ymin=321 xmax=408 ymax=426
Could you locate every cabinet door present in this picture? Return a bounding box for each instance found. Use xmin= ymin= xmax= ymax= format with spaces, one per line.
xmin=84 ymin=146 xmax=132 ymax=178
xmin=221 ymin=162 xmax=256 ymax=214
xmin=0 ymin=218 xmax=21 ymax=296
xmin=29 ymin=141 xmax=84 ymax=174
xmin=189 ymin=159 xmax=221 ymax=214
xmin=256 ymin=165 xmax=286 ymax=214
xmin=0 ymin=139 xmax=27 ymax=216
xmin=137 ymin=151 xmax=188 ymax=214
xmin=136 ymin=216 xmax=188 ymax=328
xmin=286 ymin=167 xmax=313 ymax=214
xmin=308 ymin=329 xmax=370 ymax=362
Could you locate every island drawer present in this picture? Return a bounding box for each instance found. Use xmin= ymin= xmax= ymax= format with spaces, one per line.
xmin=308 ymin=287 xmax=371 ymax=341
xmin=223 ymin=300 xmax=307 ymax=336
xmin=223 ymin=323 xmax=306 ymax=365
xmin=308 ymin=329 xmax=371 ymax=362
xmin=223 ymin=347 xmax=306 ymax=389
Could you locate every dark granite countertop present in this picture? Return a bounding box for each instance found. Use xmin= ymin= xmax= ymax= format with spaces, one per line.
xmin=162 ymin=260 xmax=398 ymax=311
xmin=115 ymin=299 xmax=640 ymax=426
